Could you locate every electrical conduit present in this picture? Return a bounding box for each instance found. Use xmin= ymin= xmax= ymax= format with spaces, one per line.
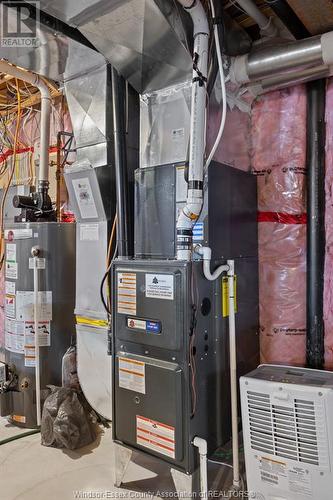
xmin=176 ymin=0 xmax=209 ymax=260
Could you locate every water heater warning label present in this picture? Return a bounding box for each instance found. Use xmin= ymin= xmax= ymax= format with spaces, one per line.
xmin=145 ymin=274 xmax=174 ymax=300
xmin=136 ymin=415 xmax=175 ymax=459
xmin=118 ymin=357 xmax=145 ymax=394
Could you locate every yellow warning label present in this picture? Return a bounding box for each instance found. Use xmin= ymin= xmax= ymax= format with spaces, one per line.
xmin=76 ymin=316 xmax=108 ymax=328
xmin=222 ymin=276 xmax=237 ymax=318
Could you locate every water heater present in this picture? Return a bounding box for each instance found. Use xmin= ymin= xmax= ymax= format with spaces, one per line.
xmin=0 ymin=222 xmax=75 ymax=428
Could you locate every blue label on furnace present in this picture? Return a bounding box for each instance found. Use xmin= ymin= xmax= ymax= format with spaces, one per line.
xmin=146 ymin=321 xmax=161 ymax=334
xmin=193 ymin=222 xmax=204 ymax=242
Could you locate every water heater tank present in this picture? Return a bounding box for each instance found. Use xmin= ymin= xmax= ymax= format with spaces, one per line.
xmin=1 ymin=222 xmax=76 ymax=428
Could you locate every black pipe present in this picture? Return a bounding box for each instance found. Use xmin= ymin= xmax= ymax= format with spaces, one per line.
xmin=306 ymin=79 xmax=326 ymax=369
xmin=111 ymin=67 xmax=131 ymax=258
xmin=265 ymin=0 xmax=310 ymax=40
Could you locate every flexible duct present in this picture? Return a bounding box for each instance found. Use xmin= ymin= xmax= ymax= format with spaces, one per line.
xmin=0 ymin=60 xmax=51 ymax=191
xmin=176 ymin=0 xmax=209 ymax=260
xmin=231 ymin=32 xmax=333 ymax=86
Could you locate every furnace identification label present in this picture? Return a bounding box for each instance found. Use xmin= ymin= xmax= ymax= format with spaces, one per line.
xmin=145 ymin=274 xmax=174 ymax=300
xmin=136 ymin=415 xmax=175 ymax=459
xmin=118 ymin=357 xmax=145 ymax=394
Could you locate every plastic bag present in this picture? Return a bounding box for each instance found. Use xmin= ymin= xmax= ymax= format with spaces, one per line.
xmin=62 ymin=346 xmax=80 ymax=390
xmin=41 ymin=386 xmax=96 ymax=450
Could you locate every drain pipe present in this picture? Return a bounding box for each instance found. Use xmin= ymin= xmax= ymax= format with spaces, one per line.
xmin=235 ymin=0 xmax=277 ymax=38
xmin=306 ymin=80 xmax=326 ymax=369
xmin=111 ymin=67 xmax=131 ymax=258
xmin=0 ymin=60 xmax=51 ymax=197
xmin=176 ymin=0 xmax=209 ymax=260
xmin=193 ymin=437 xmax=208 ymax=499
xmin=227 ymin=260 xmax=241 ymax=490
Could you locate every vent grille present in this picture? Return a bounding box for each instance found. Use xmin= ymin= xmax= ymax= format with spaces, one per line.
xmin=247 ymin=391 xmax=327 ymax=467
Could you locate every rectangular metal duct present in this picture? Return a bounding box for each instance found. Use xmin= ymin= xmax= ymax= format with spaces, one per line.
xmin=64 ymin=64 xmax=112 ymax=167
xmin=27 ymin=0 xmax=193 ymax=93
xmin=0 ymin=4 xmax=106 ymax=83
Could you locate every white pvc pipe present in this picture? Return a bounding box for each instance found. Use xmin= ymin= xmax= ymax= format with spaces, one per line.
xmin=176 ymin=0 xmax=209 ymax=260
xmin=32 ymin=252 xmax=41 ymax=427
xmin=235 ymin=0 xmax=277 ymax=37
xmin=0 ymin=60 xmax=51 ymax=187
xmin=227 ymin=260 xmax=241 ymax=489
xmin=196 ymin=246 xmax=229 ymax=281
xmin=205 ymin=0 xmax=227 ymax=171
xmin=193 ymin=436 xmax=208 ymax=499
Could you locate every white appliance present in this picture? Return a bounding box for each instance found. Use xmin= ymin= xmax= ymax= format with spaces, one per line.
xmin=240 ymin=364 xmax=333 ymax=500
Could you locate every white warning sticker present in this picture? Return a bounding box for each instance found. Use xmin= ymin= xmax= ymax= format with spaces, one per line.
xmin=119 ymin=357 xmax=145 ymax=394
xmin=79 ymin=223 xmax=99 ymax=241
xmin=24 ymin=321 xmax=51 ymax=367
xmin=28 ymin=258 xmax=46 ymax=270
xmin=5 ymin=319 xmax=25 ymax=354
xmin=24 ymin=321 xmax=51 ymax=347
xmin=15 ymin=291 xmax=52 ymax=322
xmin=5 ymin=228 xmax=32 ymax=240
xmin=72 ymin=177 xmax=98 ymax=219
xmin=6 ymin=243 xmax=16 ymax=262
xmin=136 ymin=415 xmax=175 ymax=459
xmin=5 ymin=294 xmax=16 ymax=319
xmin=117 ymin=272 xmax=137 ymax=315
xmin=5 ymin=261 xmax=18 ymax=279
xmin=5 ymin=281 xmax=15 ymax=295
xmin=288 ymin=466 xmax=312 ymax=497
xmin=145 ymin=274 xmax=174 ymax=300
xmin=258 ymin=456 xmax=312 ymax=497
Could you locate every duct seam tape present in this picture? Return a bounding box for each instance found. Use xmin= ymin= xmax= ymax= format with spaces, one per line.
xmin=230 ymin=55 xmax=250 ymax=85
xmin=321 ymin=32 xmax=333 ymax=66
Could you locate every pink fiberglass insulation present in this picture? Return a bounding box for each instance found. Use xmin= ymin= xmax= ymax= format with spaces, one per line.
xmin=251 ymin=85 xmax=307 ymax=366
xmin=259 ymin=222 xmax=307 ymax=365
xmin=324 ymin=78 xmax=333 ymax=369
xmin=206 ymin=93 xmax=251 ymax=172
xmin=0 ymin=266 xmax=4 ymax=362
xmin=252 ymin=87 xmax=307 ymax=214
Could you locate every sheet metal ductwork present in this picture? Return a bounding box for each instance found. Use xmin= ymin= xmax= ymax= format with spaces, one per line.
xmin=27 ymin=0 xmax=193 ymax=94
xmin=64 ymin=64 xmax=112 ymax=168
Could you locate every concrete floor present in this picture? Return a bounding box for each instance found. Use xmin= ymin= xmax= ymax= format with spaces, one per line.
xmin=0 ymin=417 xmax=236 ymax=500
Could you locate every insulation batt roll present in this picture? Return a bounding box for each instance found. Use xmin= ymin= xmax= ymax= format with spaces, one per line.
xmin=259 ymin=222 xmax=306 ymax=365
xmin=0 ymin=267 xmax=4 ymax=362
xmin=324 ymin=78 xmax=333 ymax=369
xmin=251 ymin=85 xmax=307 ymax=365
xmin=206 ymin=84 xmax=251 ymax=172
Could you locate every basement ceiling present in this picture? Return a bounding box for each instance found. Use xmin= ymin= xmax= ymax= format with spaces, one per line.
xmin=286 ymin=0 xmax=333 ymax=35
xmin=222 ymin=0 xmax=333 ymax=38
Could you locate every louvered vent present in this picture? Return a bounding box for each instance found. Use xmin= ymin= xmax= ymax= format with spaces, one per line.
xmin=247 ymin=391 xmax=323 ymax=467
